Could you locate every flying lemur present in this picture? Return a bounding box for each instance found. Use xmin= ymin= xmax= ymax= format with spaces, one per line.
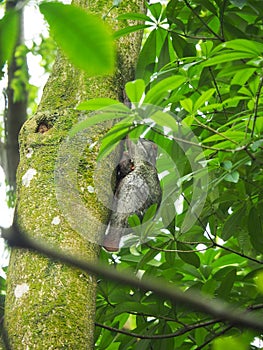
xmin=103 ymin=138 xmax=162 ymax=252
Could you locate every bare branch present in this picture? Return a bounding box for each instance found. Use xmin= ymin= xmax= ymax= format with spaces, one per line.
xmin=196 ymin=325 xmax=233 ymax=350
xmin=183 ymin=0 xmax=223 ymax=41
xmin=3 ymin=222 xmax=263 ymax=333
xmin=95 ymin=319 xmax=221 ymax=340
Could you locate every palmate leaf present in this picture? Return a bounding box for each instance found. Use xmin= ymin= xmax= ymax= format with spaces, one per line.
xmin=39 ymin=2 xmax=115 ymax=75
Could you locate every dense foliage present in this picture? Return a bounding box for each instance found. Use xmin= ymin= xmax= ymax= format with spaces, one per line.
xmin=1 ymin=0 xmax=263 ymax=349
xmin=94 ymin=1 xmax=263 ymax=349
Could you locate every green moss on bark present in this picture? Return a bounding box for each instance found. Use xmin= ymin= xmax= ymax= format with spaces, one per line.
xmin=4 ymin=0 xmax=145 ymax=349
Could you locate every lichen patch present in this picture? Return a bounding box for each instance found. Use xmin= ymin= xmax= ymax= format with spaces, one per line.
xmin=22 ymin=169 xmax=37 ymax=187
xmin=87 ymin=186 xmax=94 ymax=193
xmin=14 ymin=283 xmax=29 ymax=299
xmin=51 ymin=216 xmax=61 ymax=225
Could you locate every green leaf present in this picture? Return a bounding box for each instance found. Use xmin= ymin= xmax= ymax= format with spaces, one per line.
xmin=68 ymin=112 xmax=127 ymax=137
xmin=113 ymin=24 xmax=149 ymax=39
xmin=136 ymin=248 xmax=160 ymax=270
xmin=221 ymin=160 xmax=232 ymax=171
xmin=77 ymin=98 xmax=126 ymax=111
xmin=202 ymin=131 xmax=246 ymax=143
xmin=221 ymin=39 xmax=263 ymax=55
xmin=229 ymin=0 xmax=247 ymax=8
xmin=150 ymin=110 xmax=178 ymax=131
xmin=231 ymin=68 xmax=256 ymax=86
xmin=224 ymin=171 xmax=239 ymax=183
xmin=144 ymin=75 xmax=186 ymax=104
xmin=177 ymin=242 xmax=200 ymax=268
xmin=202 ymin=52 xmax=255 ymax=67
xmin=128 ymin=214 xmax=141 ymax=227
xmin=136 ymin=29 xmax=157 ymax=80
xmin=195 ymin=0 xmax=217 ymax=15
xmin=98 ymin=121 xmax=134 ymax=160
xmin=255 ymin=271 xmax=263 ymax=294
xmin=142 ymin=204 xmax=158 ymax=224
xmin=0 ymin=10 xmax=19 ymax=76
xmin=216 ymin=268 xmax=236 ymax=298
xmin=213 ymin=335 xmax=250 ymax=350
xmin=117 ymin=13 xmax=152 ymax=22
xmin=147 ymin=2 xmax=163 ymax=20
xmin=194 ymin=89 xmax=215 ymax=111
xmin=248 ymin=207 xmax=263 ymax=254
xmin=125 ymin=79 xmax=145 ymax=103
xmin=39 ymin=2 xmax=115 ymax=75
xmin=180 ymin=98 xmax=193 ymax=113
xmin=222 ymin=205 xmax=246 ymax=240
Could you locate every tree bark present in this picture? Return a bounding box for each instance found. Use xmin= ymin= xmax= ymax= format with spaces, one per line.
xmin=4 ymin=0 xmax=28 ymax=193
xmin=4 ymin=1 xmax=145 ymax=349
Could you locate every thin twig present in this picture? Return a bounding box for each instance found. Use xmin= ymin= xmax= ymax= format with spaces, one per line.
xmin=183 ymin=0 xmax=223 ymax=41
xmin=209 ymin=67 xmax=227 ymax=120
xmin=196 ymin=325 xmax=233 ymax=350
xmin=193 ymin=115 xmax=239 ymax=145
xmin=214 ymin=242 xmax=263 ymax=265
xmin=168 ymin=28 xmax=219 ymax=41
xmin=150 ymin=124 xmax=250 ymax=153
xmin=145 ymin=241 xmax=213 ymax=253
xmin=219 ymin=0 xmax=227 ymax=41
xmin=95 ymin=319 xmax=221 ymax=340
xmin=182 ymin=194 xmax=263 ymax=264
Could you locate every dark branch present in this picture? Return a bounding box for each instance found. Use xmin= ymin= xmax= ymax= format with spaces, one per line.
xmin=183 ymin=0 xmax=223 ymax=41
xmin=195 ymin=325 xmax=233 ymax=350
xmin=2 ymin=222 xmax=263 ymax=333
xmin=95 ymin=319 xmax=221 ymax=340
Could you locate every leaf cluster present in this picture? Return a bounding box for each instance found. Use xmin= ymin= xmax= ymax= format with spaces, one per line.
xmin=1 ymin=0 xmax=263 ymax=348
xmin=94 ymin=1 xmax=263 ymax=349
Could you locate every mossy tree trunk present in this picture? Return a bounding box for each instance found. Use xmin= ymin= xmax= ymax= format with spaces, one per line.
xmin=4 ymin=1 xmax=145 ymax=349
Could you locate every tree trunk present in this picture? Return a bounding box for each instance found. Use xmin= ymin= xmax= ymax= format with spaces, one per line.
xmin=4 ymin=0 xmax=28 ymax=194
xmin=4 ymin=1 xmax=145 ymax=349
